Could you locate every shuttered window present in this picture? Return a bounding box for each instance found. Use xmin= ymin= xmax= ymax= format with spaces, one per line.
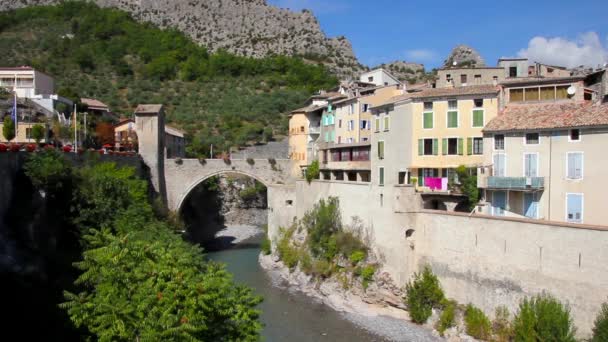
xmin=379 ymin=167 xmax=385 ymax=186
xmin=567 ymin=152 xmax=583 ymax=179
xmin=384 ymin=116 xmax=390 ymax=131
xmin=375 ymin=118 xmax=380 ymax=132
xmin=423 ymin=112 xmax=433 ymax=129
xmin=493 ymin=154 xmax=506 ymax=177
xmin=566 ymin=193 xmax=583 ymax=223
xmin=447 ymin=111 xmax=458 ymax=128
xmin=378 ymin=141 xmax=385 ymax=159
xmin=524 ymin=153 xmax=538 ymax=177
xmin=472 ymin=110 xmax=484 ymax=127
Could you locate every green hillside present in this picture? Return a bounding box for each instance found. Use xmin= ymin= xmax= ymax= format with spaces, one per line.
xmin=0 ymin=1 xmax=338 ymax=156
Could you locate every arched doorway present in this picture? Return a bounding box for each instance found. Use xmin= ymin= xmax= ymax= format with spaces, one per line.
xmin=179 ymin=172 xmax=269 ymax=251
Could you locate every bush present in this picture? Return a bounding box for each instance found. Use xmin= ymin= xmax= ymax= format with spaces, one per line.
xmin=301 ymin=197 xmax=341 ymax=259
xmin=261 ymin=237 xmax=271 ymax=255
xmin=3 ymin=116 xmax=15 ymax=142
xmin=246 ymin=157 xmax=255 ymax=166
xmin=592 ymin=301 xmax=608 ymax=342
xmin=276 ymin=226 xmax=299 ymax=270
xmin=349 ymin=250 xmax=366 ymax=265
xmin=360 ymin=265 xmax=376 ymax=289
xmin=465 ymin=304 xmax=492 ymax=340
xmin=305 ymin=160 xmax=320 ymax=183
xmin=437 ymin=300 xmax=457 ymax=335
xmin=512 ymin=293 xmax=576 ymax=342
xmin=493 ymin=306 xmax=513 ymax=342
xmin=405 ymin=266 xmax=445 ymax=324
xmin=311 ymin=259 xmax=333 ymax=279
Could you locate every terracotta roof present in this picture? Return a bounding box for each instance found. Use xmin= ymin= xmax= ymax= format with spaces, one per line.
xmin=410 ymin=85 xmax=499 ymax=99
xmin=165 ymin=125 xmax=185 ymax=138
xmin=81 ymin=98 xmax=109 ymax=110
xmin=484 ymin=102 xmax=608 ymax=132
xmin=291 ymin=104 xmax=326 ymax=114
xmin=134 ymin=104 xmax=163 ymax=114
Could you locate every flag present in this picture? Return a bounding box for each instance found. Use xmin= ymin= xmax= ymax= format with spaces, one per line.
xmin=11 ymin=92 xmax=17 ymax=122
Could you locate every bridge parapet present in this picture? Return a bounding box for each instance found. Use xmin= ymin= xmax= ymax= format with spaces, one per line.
xmin=164 ymin=158 xmax=294 ymax=211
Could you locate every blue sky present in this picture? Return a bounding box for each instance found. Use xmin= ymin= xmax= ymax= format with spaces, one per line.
xmin=268 ymin=0 xmax=608 ymax=69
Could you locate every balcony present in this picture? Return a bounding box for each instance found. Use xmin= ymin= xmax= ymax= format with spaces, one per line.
xmin=480 ymin=176 xmax=544 ymax=190
xmin=308 ymin=126 xmax=321 ymax=134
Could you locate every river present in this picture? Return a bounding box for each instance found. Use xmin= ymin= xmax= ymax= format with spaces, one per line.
xmin=205 ymin=228 xmax=440 ymax=342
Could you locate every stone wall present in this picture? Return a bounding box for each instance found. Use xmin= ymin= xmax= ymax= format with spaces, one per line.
xmin=289 ymin=179 xmax=608 ymax=337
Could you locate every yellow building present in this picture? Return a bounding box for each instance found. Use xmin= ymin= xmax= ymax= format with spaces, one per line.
xmin=410 ymin=85 xmax=499 ymax=187
xmin=0 ymin=121 xmax=48 ymax=144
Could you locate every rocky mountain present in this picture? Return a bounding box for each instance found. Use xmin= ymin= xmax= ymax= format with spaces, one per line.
xmin=0 ymin=0 xmax=365 ymax=79
xmin=372 ymin=61 xmax=426 ymax=84
xmin=443 ymin=44 xmax=485 ymax=68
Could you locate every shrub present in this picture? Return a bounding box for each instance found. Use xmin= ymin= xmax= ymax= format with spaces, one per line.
xmin=261 ymin=237 xmax=271 ymax=255
xmin=335 ymin=230 xmax=367 ymax=258
xmin=512 ymin=293 xmax=576 ymax=342
xmin=592 ymin=302 xmax=608 ymax=342
xmin=410 ymin=177 xmax=418 ymax=185
xmin=301 ymin=197 xmax=341 ymax=259
xmin=311 ymin=259 xmax=332 ymax=279
xmin=246 ymin=157 xmax=255 ymax=166
xmin=276 ymin=226 xmax=299 ymax=270
xmin=349 ymin=250 xmax=366 ymax=265
xmin=174 ymin=157 xmax=183 ymax=165
xmin=305 ymin=159 xmax=320 ymax=183
xmin=360 ymin=265 xmax=376 ymax=289
xmin=3 ymin=116 xmax=15 ymax=142
xmin=31 ymin=124 xmax=45 ymax=144
xmin=493 ymin=306 xmax=513 ymax=342
xmin=198 ymin=157 xmax=207 ymax=165
xmin=465 ymin=304 xmax=492 ymax=340
xmin=437 ymin=300 xmax=457 ymax=336
xmin=405 ymin=266 xmax=445 ymax=324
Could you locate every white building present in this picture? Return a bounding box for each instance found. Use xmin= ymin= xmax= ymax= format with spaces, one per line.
xmin=359 ymin=69 xmax=401 ymax=87
xmin=0 ymin=67 xmax=54 ymax=98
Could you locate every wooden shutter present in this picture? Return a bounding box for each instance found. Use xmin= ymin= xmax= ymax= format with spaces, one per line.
xmin=442 ymin=138 xmax=448 ymax=155
xmin=473 ymin=110 xmax=484 ymax=127
xmin=467 ymin=137 xmax=473 ymax=155
xmin=384 ymin=117 xmax=390 ymax=131
xmin=418 ymin=139 xmax=423 ymax=156
xmin=433 ymin=138 xmax=439 ymax=155
xmin=458 ymin=138 xmax=464 ymax=155
xmin=418 ymin=169 xmax=423 ymax=186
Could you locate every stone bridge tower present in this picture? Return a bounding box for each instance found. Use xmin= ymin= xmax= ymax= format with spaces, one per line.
xmin=134 ymin=104 xmax=166 ymax=204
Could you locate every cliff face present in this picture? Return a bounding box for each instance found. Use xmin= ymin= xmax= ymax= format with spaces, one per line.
xmin=0 ymin=0 xmax=365 ymax=78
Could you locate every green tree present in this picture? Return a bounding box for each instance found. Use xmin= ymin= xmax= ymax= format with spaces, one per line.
xmin=31 ymin=124 xmax=45 ymax=144
xmin=512 ymin=293 xmax=576 ymax=342
xmin=305 ymin=160 xmax=320 ymax=183
xmin=454 ymin=165 xmax=479 ymax=210
xmin=405 ymin=266 xmax=445 ymax=324
xmin=302 ymin=197 xmax=341 ymax=259
xmin=3 ymin=116 xmax=15 ymax=142
xmin=592 ymin=301 xmax=608 ymax=342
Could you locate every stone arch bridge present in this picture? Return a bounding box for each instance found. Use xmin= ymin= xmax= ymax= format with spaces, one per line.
xmin=133 ymin=105 xmax=297 ymax=229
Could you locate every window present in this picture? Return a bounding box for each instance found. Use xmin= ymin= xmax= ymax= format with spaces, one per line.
xmin=472 ymin=109 xmax=484 ymax=127
xmin=446 ymin=74 xmax=452 ymax=81
xmin=379 ymin=167 xmax=385 ymax=186
xmin=525 ymin=133 xmax=539 ymax=145
xmin=419 ymin=138 xmax=438 ymax=156
xmin=493 ymin=154 xmax=506 ymax=177
xmin=567 ymin=152 xmax=583 ymax=180
xmin=347 ymin=120 xmax=354 ymax=131
xmin=423 ymin=111 xmax=433 ymax=129
xmin=509 ymin=67 xmax=517 ymax=77
xmin=524 ymin=193 xmax=539 ymax=219
xmin=447 ymin=110 xmax=458 ymax=128
xmin=349 ymin=103 xmax=355 ymax=115
xmin=384 ymin=116 xmax=390 ymax=131
xmin=338 ymin=119 xmax=342 ymax=128
xmin=494 ymin=134 xmax=505 ymax=150
xmin=493 ymin=76 xmax=499 ymax=82
xmin=474 ymin=74 xmax=481 ymax=84
xmin=377 ymin=141 xmax=385 ymax=159
xmin=362 ymin=137 xmax=369 ymax=142
xmin=368 ymin=76 xmax=374 ymax=82
xmin=443 ymin=138 xmax=462 ymax=155
xmin=423 ymin=102 xmax=433 ymax=111
xmin=460 ymin=74 xmax=467 ymax=84
xmin=374 ymin=118 xmax=380 ymax=132
xmin=566 ymin=193 xmax=583 ymax=223
xmin=330 ymin=131 xmax=335 ymax=142
xmin=510 ymin=89 xmax=524 ymax=102
xmin=468 ymin=137 xmax=483 ymax=155
xmin=492 ymin=191 xmax=507 ymax=216
xmin=363 ymin=104 xmax=369 ymax=112
xmin=448 ymin=100 xmax=457 ymax=110
xmin=398 ymin=172 xmax=407 ymax=185
xmin=569 ymin=129 xmax=580 ymax=142
xmin=474 ymin=98 xmax=483 ymax=108
xmin=360 ymin=120 xmax=368 ymax=130
xmin=300 ymin=126 xmax=305 ymax=133
xmin=524 ymin=153 xmax=538 ymax=177
xmin=325 ymin=132 xmax=329 ymax=142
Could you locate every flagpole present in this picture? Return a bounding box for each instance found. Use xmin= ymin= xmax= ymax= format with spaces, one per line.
xmin=14 ymin=92 xmax=17 ymax=141
xmin=74 ymin=104 xmax=77 ymax=153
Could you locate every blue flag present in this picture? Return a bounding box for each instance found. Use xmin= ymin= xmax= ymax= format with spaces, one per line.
xmin=11 ymin=93 xmax=17 ymax=122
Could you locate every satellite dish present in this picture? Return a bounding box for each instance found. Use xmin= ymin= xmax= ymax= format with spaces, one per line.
xmin=453 ymin=61 xmax=458 ymax=66
xmin=567 ymin=86 xmax=576 ymax=95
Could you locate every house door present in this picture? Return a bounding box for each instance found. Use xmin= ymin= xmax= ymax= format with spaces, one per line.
xmin=492 ymin=191 xmax=507 ymax=216
xmin=524 ymin=193 xmax=538 ymax=218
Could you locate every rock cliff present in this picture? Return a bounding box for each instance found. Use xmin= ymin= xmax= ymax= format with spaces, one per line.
xmin=443 ymin=44 xmax=485 ymax=68
xmin=0 ymin=0 xmax=365 ymax=78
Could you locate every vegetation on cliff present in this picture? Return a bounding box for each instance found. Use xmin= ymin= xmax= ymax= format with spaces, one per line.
xmin=24 ymin=151 xmax=263 ymax=341
xmin=0 ymin=1 xmax=338 ymax=156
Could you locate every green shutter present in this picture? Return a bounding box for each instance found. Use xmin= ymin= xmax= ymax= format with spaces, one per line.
xmin=418 ymin=139 xmax=423 ymax=156
xmin=458 ymin=138 xmax=464 ymax=155
xmin=330 ymin=130 xmax=335 ymax=142
xmin=467 ymin=137 xmax=473 ymax=155
xmin=442 ymin=138 xmax=447 ymax=155
xmin=418 ymin=169 xmax=423 ymax=186
xmin=378 ymin=141 xmax=384 ymax=159
xmin=479 ymin=138 xmax=483 ymax=154
xmin=448 ymin=111 xmax=458 ymax=128
xmin=423 ymin=112 xmax=433 ymax=129
xmin=379 ymin=167 xmax=384 ymax=186
xmin=384 ymin=117 xmax=390 ymax=131
xmin=473 ymin=110 xmax=484 ymax=127
xmin=375 ymin=118 xmax=380 ymax=132
xmin=433 ymin=138 xmax=439 ymax=155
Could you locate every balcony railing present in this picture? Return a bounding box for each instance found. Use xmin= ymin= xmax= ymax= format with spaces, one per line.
xmin=308 ymin=126 xmax=321 ymax=134
xmin=484 ymin=176 xmax=544 ymax=190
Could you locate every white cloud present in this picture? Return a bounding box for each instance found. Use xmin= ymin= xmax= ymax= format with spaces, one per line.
xmin=405 ymin=49 xmax=437 ymax=62
xmin=269 ymin=0 xmax=348 ymax=14
xmin=517 ymin=32 xmax=608 ymax=68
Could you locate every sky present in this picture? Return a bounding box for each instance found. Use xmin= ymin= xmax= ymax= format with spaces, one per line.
xmin=268 ymin=0 xmax=608 ymax=69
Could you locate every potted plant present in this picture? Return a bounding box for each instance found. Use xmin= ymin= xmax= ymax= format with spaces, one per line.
xmin=9 ymin=144 xmax=20 ymax=152
xmin=26 ymin=144 xmax=36 ymax=152
xmin=63 ymin=145 xmax=72 ymax=153
xmin=0 ymin=143 xmax=7 ymax=152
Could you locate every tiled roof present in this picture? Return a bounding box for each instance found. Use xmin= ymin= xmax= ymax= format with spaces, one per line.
xmin=410 ymin=85 xmax=499 ymax=99
xmin=484 ymin=102 xmax=608 ymax=132
xmin=165 ymin=125 xmax=185 ymax=138
xmin=291 ymin=104 xmax=326 ymax=114
xmin=134 ymin=104 xmax=163 ymax=114
xmin=81 ymin=98 xmax=109 ymax=110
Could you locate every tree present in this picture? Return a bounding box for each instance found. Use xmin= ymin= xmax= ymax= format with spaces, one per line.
xmin=31 ymin=124 xmax=45 ymax=144
xmin=512 ymin=293 xmax=576 ymax=342
xmin=3 ymin=116 xmax=15 ymax=142
xmin=592 ymin=301 xmax=608 ymax=342
xmin=305 ymin=160 xmax=320 ymax=183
